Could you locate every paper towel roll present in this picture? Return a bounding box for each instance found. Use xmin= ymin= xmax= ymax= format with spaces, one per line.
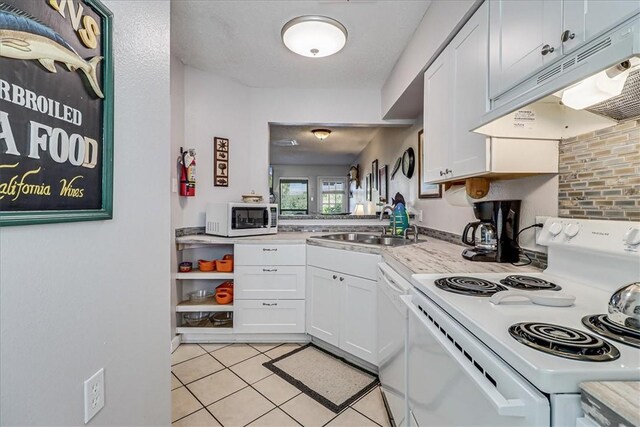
xmin=444 ymin=185 xmax=471 ymax=207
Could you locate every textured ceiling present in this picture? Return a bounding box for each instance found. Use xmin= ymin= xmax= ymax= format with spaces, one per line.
xmin=171 ymin=0 xmax=431 ymax=89
xmin=269 ymin=124 xmax=385 ymax=165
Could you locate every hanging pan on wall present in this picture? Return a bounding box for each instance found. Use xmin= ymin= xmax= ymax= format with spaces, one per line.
xmin=402 ymin=147 xmax=415 ymax=178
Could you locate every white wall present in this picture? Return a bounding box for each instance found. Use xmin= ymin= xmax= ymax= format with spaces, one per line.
xmin=272 ymin=164 xmax=350 ymax=214
xmin=179 ymin=66 xmax=252 ymax=226
xmin=176 ymin=66 xmax=413 ymax=227
xmin=0 ymin=1 xmax=172 ymax=425
xmin=355 ymin=116 xmax=558 ymax=251
xmin=170 ymin=54 xmax=185 ymax=336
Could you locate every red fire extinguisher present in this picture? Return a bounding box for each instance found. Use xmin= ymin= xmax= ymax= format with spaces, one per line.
xmin=179 ymin=148 xmax=196 ymax=197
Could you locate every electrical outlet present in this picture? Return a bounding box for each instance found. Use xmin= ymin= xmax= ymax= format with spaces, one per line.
xmin=535 ymin=216 xmax=551 ymax=242
xmin=84 ymin=368 xmax=104 ymax=423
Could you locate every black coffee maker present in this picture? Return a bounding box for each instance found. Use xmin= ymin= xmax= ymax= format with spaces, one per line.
xmin=462 ymin=200 xmax=521 ymax=262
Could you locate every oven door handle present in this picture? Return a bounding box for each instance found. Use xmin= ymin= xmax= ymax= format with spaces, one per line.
xmin=400 ymin=295 xmax=527 ymax=418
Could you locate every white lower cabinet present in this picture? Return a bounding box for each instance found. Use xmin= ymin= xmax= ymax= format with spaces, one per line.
xmin=233 ymin=243 xmax=307 ymax=335
xmin=339 ymin=273 xmax=377 ymax=363
xmin=234 ymin=265 xmax=305 ymax=299
xmin=234 ymin=299 xmax=305 ymax=334
xmin=306 ymin=266 xmax=341 ymax=347
xmin=306 ymin=245 xmax=380 ymax=365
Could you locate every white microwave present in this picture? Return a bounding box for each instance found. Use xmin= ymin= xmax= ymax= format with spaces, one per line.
xmin=205 ymin=202 xmax=278 ymax=237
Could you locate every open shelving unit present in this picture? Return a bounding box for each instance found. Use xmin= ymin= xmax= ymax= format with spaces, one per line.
xmin=175 ymin=243 xmax=235 ymax=336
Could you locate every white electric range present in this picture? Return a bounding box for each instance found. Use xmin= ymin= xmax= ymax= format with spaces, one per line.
xmin=404 ymin=218 xmax=640 ymax=427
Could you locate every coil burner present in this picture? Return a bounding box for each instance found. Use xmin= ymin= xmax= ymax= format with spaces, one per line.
xmin=582 ymin=315 xmax=640 ymax=349
xmin=500 ymin=275 xmax=562 ymax=291
xmin=434 ymin=276 xmax=507 ymax=297
xmin=509 ymin=322 xmax=620 ymax=362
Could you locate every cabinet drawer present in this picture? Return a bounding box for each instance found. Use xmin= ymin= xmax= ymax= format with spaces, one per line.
xmin=234 ymin=244 xmax=306 ymax=266
xmin=234 ymin=299 xmax=305 ymax=334
xmin=307 ymin=245 xmax=380 ymax=281
xmin=235 ymin=266 xmax=305 ymax=299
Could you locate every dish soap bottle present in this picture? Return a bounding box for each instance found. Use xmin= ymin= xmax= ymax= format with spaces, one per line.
xmin=391 ymin=192 xmax=410 ymax=236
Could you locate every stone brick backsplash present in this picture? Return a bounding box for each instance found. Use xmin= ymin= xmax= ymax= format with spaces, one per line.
xmin=559 ymin=120 xmax=640 ymax=220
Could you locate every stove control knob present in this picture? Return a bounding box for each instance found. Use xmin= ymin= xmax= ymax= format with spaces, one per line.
xmin=548 ymin=222 xmax=563 ymax=236
xmin=564 ymin=223 xmax=580 ymax=238
xmin=623 ymin=227 xmax=640 ymax=246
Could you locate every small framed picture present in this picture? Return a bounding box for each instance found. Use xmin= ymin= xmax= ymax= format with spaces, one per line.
xmin=417 ymin=130 xmax=442 ymax=198
xmin=379 ymin=165 xmax=388 ymax=203
xmin=214 ymin=137 xmax=229 ymax=187
xmin=372 ymin=159 xmax=379 ymax=190
xmin=366 ymin=173 xmax=371 ymax=201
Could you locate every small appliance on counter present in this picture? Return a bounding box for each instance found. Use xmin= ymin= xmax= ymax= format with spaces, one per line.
xmin=462 ymin=200 xmax=520 ymax=262
xmin=205 ymin=202 xmax=278 ymax=237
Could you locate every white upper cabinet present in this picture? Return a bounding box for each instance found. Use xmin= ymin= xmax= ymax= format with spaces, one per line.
xmin=423 ymin=54 xmax=452 ymax=183
xmin=451 ymin=4 xmax=490 ymax=179
xmin=423 ymin=2 xmax=489 ymax=183
xmin=561 ymin=0 xmax=640 ymax=54
xmin=489 ymin=0 xmax=562 ymax=99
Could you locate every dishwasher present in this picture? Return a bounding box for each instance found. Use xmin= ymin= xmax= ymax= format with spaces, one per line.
xmin=377 ymin=262 xmax=411 ymax=427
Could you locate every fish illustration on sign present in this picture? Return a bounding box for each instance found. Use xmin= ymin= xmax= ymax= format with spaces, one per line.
xmin=0 ymin=3 xmax=104 ymax=98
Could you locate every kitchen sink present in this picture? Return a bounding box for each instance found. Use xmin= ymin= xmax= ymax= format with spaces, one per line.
xmin=314 ymin=233 xmax=416 ymax=247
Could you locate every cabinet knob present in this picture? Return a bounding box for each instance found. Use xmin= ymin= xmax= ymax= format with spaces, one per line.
xmin=339 ymin=277 xmax=344 ymax=282
xmin=541 ymin=44 xmax=555 ymax=55
xmin=561 ymin=30 xmax=575 ymax=43
xmin=439 ymin=171 xmax=444 ymax=176
xmin=333 ymin=275 xmax=338 ymax=280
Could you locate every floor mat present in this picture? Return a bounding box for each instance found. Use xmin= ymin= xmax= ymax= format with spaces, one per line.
xmin=263 ymin=343 xmax=379 ymax=413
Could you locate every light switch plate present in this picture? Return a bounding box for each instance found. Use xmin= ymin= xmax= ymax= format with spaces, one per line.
xmin=84 ymin=368 xmax=104 ymax=423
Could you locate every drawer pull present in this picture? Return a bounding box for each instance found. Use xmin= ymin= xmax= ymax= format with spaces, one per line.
xmin=262 ymin=268 xmax=278 ymax=272
xmin=262 ymin=302 xmax=278 ymax=307
xmin=262 ymin=248 xmax=278 ymax=252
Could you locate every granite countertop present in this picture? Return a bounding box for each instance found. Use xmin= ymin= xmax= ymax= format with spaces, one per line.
xmin=176 ymin=232 xmax=316 ymax=246
xmin=580 ymin=382 xmax=640 ymax=427
xmin=383 ymin=239 xmax=539 ymax=276
xmin=177 ymin=231 xmax=540 ymax=275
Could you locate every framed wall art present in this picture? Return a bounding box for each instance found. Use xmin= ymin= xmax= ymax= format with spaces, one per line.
xmin=372 ymin=159 xmax=378 ymax=190
xmin=365 ymin=173 xmax=371 ymax=201
xmin=214 ymin=137 xmax=229 ymax=187
xmin=417 ymin=130 xmax=442 ymax=198
xmin=0 ymin=0 xmax=114 ymax=226
xmin=378 ymin=165 xmax=388 ymax=203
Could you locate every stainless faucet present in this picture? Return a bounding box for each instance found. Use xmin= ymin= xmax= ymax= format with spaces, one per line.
xmin=379 ymin=205 xmax=396 ymax=236
xmin=403 ymin=224 xmax=419 ymax=242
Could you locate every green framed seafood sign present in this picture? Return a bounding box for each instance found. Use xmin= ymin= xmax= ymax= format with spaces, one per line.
xmin=0 ymin=0 xmax=113 ymax=226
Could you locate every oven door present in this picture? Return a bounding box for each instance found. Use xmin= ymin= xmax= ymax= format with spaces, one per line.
xmin=402 ymin=289 xmax=550 ymax=427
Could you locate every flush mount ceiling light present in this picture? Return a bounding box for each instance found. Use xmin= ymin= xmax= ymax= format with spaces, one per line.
xmin=312 ymin=129 xmax=332 ymax=141
xmin=281 ymin=15 xmax=348 ymax=58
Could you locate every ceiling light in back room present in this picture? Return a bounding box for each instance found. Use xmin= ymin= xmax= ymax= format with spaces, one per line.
xmin=281 ymin=15 xmax=348 ymax=58
xmin=312 ymin=129 xmax=332 ymax=141
xmin=272 ymin=139 xmax=299 ymax=147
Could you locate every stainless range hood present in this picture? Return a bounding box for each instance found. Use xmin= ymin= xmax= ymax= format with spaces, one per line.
xmin=474 ymin=14 xmax=640 ymax=140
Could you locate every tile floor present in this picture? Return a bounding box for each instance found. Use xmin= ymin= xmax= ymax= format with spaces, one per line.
xmin=171 ymin=343 xmax=391 ymax=427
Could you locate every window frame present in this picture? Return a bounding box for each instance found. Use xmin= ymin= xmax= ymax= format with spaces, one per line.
xmin=278 ymin=178 xmax=309 ymax=215
xmin=317 ymin=176 xmax=348 ymax=214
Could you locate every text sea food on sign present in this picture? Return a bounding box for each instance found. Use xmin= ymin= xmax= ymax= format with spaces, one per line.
xmin=0 ymin=0 xmax=107 ymax=214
